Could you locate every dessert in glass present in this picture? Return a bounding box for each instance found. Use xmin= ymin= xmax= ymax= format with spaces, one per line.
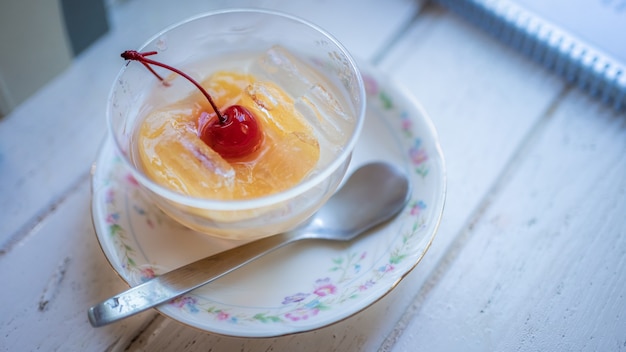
xmin=107 ymin=9 xmax=365 ymax=240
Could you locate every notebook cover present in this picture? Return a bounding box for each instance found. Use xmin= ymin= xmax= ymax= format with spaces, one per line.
xmin=435 ymin=0 xmax=626 ymax=111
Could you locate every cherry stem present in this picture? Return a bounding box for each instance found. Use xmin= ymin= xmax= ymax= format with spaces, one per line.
xmin=121 ymin=50 xmax=225 ymax=123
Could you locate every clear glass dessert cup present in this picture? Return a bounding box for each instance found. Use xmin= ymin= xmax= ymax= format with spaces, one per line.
xmin=107 ymin=9 xmax=365 ymax=240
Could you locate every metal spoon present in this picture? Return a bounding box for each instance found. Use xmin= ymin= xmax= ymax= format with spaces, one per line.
xmin=88 ymin=161 xmax=410 ymax=327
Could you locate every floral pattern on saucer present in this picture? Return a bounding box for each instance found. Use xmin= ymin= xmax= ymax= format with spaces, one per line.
xmin=91 ymin=65 xmax=445 ymax=337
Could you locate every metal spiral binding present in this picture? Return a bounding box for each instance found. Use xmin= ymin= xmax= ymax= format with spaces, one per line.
xmin=434 ymin=0 xmax=626 ymax=111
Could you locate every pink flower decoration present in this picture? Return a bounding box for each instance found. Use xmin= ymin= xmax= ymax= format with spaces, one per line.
xmin=314 ymin=284 xmax=337 ymax=297
xmin=359 ymin=279 xmax=375 ymax=291
xmin=410 ymin=148 xmax=428 ymax=165
xmin=105 ymin=213 xmax=119 ymax=224
xmin=141 ymin=267 xmax=156 ymax=279
xmin=379 ymin=263 xmax=395 ymax=273
xmin=410 ymin=201 xmax=426 ymax=216
xmin=362 ymin=74 xmax=378 ymax=95
xmin=285 ymin=307 xmax=319 ymax=321
xmin=402 ymin=118 xmax=412 ymax=131
xmin=105 ymin=189 xmax=115 ymax=203
xmin=126 ymin=173 xmax=139 ymax=186
xmin=170 ymin=295 xmax=197 ymax=308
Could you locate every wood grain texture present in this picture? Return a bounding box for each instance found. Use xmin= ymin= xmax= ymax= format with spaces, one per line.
xmin=384 ymin=6 xmax=626 ymax=352
xmin=376 ymin=4 xmax=567 ymax=348
xmin=393 ymin=89 xmax=626 ymax=351
xmin=0 ymin=182 xmax=155 ymax=350
xmin=1 ymin=0 xmax=624 ymax=351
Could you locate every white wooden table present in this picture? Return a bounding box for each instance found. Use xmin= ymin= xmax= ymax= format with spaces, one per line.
xmin=2 ymin=0 xmax=624 ymax=350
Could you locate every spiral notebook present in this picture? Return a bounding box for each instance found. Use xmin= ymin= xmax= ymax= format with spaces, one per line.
xmin=434 ymin=0 xmax=626 ymax=112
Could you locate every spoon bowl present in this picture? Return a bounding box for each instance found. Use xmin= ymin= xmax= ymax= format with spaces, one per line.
xmin=88 ymin=161 xmax=410 ymax=327
xmin=296 ymin=162 xmax=410 ymax=241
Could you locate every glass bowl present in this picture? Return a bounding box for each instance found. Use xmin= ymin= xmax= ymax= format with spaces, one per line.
xmin=107 ymin=9 xmax=365 ymax=240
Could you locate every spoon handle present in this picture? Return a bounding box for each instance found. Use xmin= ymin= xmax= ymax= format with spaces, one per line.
xmin=88 ymin=232 xmax=294 ymax=327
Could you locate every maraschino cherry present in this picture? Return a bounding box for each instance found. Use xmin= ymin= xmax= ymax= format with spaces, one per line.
xmin=121 ymin=50 xmax=263 ymax=160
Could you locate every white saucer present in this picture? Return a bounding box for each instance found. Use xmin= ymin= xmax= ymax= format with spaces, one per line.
xmin=91 ymin=64 xmax=446 ymax=337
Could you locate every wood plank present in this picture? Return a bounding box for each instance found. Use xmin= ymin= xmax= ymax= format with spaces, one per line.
xmin=0 ymin=182 xmax=156 ymax=350
xmin=374 ymin=4 xmax=597 ymax=350
xmin=375 ymin=0 xmax=564 ymax=321
xmin=392 ymin=86 xmax=626 ymax=351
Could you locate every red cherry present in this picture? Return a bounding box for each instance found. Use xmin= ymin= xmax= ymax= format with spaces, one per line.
xmin=198 ymin=105 xmax=263 ymax=159
xmin=121 ymin=50 xmax=264 ymax=160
